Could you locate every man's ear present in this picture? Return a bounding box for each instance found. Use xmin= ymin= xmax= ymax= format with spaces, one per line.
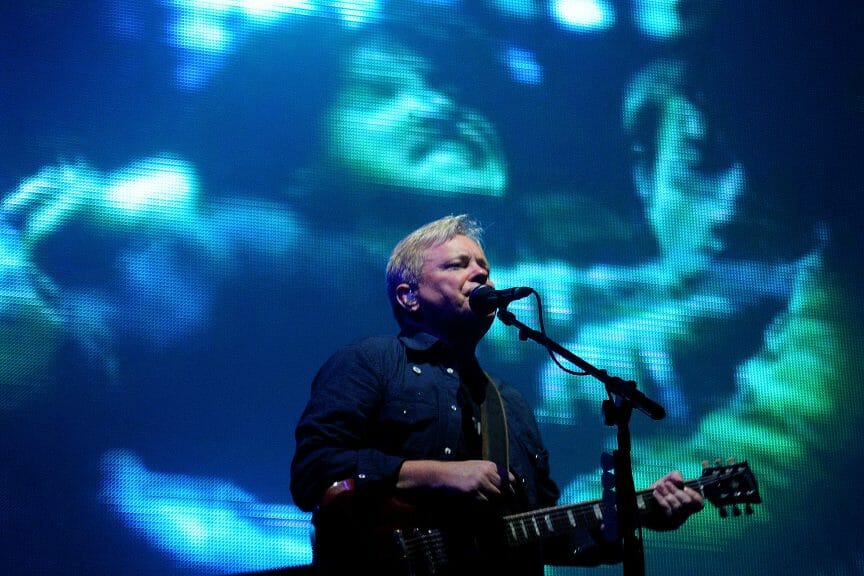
xmin=396 ymin=284 xmax=418 ymax=312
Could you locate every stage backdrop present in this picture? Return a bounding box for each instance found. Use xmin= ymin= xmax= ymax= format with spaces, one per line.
xmin=2 ymin=1 xmax=862 ymax=574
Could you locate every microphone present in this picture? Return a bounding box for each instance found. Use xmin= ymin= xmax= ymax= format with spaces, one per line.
xmin=469 ymin=285 xmax=533 ymax=315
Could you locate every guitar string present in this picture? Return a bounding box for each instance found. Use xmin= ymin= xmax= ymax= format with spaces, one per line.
xmin=505 ymin=471 xmax=757 ymax=544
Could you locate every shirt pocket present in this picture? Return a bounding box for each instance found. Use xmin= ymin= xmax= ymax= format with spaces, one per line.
xmin=376 ymin=394 xmax=439 ymax=456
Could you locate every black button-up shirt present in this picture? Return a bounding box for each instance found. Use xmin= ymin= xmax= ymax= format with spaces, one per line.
xmin=290 ymin=330 xmax=558 ymax=512
xmin=290 ymin=330 xmax=617 ymax=573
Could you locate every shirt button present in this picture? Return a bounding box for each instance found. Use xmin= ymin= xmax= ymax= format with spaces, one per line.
xmin=446 ymin=367 xmax=454 ymax=375
xmin=358 ymin=473 xmax=366 ymax=479
xmin=412 ymin=366 xmax=422 ymax=374
xmin=450 ymin=404 xmax=458 ymax=411
xmin=444 ymin=447 xmax=452 ymax=455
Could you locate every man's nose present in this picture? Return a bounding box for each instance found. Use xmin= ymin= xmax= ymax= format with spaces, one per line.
xmin=469 ymin=265 xmax=489 ymax=285
xmin=406 ymin=89 xmax=452 ymax=120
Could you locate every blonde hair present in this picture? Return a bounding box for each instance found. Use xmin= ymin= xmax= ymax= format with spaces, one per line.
xmin=386 ymin=214 xmax=484 ymax=320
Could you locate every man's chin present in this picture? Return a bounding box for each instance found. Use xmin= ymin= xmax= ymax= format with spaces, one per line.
xmin=471 ymin=312 xmax=497 ymax=338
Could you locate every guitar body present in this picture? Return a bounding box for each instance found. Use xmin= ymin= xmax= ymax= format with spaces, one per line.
xmin=312 ymin=480 xmax=522 ymax=576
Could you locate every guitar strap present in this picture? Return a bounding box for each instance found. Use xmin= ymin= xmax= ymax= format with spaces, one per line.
xmin=480 ymin=373 xmax=510 ymax=475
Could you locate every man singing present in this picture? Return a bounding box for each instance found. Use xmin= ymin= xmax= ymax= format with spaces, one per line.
xmin=290 ymin=214 xmax=703 ymax=575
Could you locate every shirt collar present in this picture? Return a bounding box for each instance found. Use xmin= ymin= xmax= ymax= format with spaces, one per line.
xmin=398 ymin=329 xmax=441 ymax=352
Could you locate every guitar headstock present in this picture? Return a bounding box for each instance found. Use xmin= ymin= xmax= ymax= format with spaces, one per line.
xmin=698 ymin=458 xmax=762 ymax=518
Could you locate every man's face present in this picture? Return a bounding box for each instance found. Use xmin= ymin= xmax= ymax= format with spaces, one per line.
xmin=657 ymin=95 xmax=708 ymax=172
xmin=414 ymin=235 xmax=495 ymax=340
xmin=326 ymin=38 xmax=507 ymax=197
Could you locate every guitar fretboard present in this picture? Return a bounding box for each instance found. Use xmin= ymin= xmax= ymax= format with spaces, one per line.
xmin=501 ymin=478 xmax=708 ymax=547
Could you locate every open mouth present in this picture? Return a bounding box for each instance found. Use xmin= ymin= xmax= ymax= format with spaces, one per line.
xmin=407 ymin=117 xmax=491 ymax=169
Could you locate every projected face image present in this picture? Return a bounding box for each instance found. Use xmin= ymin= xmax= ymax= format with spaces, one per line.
xmin=0 ymin=223 xmax=62 ymax=407
xmin=2 ymin=157 xmax=202 ymax=254
xmin=625 ymin=60 xmax=744 ymax=279
xmin=1 ymin=155 xmax=314 ymax=570
xmin=325 ymin=36 xmax=508 ymax=196
xmin=476 ymin=51 xmax=861 ymax=575
xmin=601 ymin=255 xmax=863 ymax=575
xmin=0 ymin=158 xmax=212 ymax=406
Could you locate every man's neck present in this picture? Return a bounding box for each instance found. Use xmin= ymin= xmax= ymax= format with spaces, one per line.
xmin=402 ymin=320 xmax=482 ymax=359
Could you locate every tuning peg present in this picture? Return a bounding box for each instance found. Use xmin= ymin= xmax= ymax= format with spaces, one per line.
xmin=702 ymin=460 xmax=710 ymax=469
xmin=715 ymin=458 xmax=723 ymax=466
xmin=727 ymin=457 xmax=736 ymax=465
xmin=732 ymin=505 xmax=742 ymax=517
xmin=718 ymin=507 xmax=729 ymax=519
xmin=745 ymin=504 xmax=754 ymax=515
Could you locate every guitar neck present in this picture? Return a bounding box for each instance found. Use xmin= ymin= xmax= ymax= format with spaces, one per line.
xmin=501 ymin=478 xmax=700 ymax=548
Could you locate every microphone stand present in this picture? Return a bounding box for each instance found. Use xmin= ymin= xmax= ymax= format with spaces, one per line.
xmin=495 ymin=307 xmax=666 ymax=576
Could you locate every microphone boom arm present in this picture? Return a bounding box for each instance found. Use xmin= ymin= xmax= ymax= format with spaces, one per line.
xmin=494 ymin=309 xmax=666 ymax=420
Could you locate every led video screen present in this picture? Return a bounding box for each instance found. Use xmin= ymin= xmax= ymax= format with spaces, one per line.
xmin=1 ymin=1 xmax=861 ymax=575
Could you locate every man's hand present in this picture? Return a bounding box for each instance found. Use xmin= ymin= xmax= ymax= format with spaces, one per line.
xmin=644 ymin=470 xmax=705 ymax=531
xmin=2 ymin=156 xmax=201 ymax=254
xmin=397 ymin=459 xmax=515 ymax=502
